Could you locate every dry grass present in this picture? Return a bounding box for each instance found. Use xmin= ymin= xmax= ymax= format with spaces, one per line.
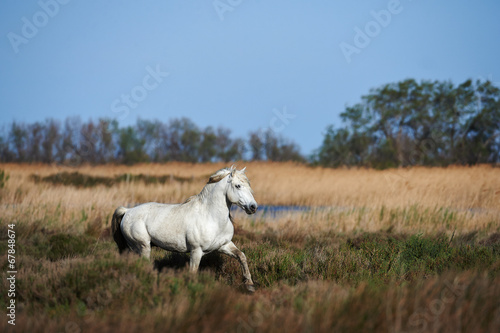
xmin=0 ymin=163 xmax=499 ymax=332
xmin=3 ymin=162 xmax=499 ymax=208
xmin=0 ymin=162 xmax=498 ymax=235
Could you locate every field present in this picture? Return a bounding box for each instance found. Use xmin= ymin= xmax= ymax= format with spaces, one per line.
xmin=1 ymin=162 xmax=500 ymax=332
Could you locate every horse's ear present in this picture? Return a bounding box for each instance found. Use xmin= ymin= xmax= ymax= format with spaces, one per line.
xmin=226 ymin=165 xmax=236 ymax=182
xmin=241 ymin=167 xmax=247 ymax=173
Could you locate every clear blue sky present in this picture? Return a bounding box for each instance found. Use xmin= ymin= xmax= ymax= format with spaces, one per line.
xmin=1 ymin=0 xmax=499 ymax=156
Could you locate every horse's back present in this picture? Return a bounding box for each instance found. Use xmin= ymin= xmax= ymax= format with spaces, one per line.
xmin=123 ymin=202 xmax=177 ymax=222
xmin=121 ymin=202 xmax=173 ymax=233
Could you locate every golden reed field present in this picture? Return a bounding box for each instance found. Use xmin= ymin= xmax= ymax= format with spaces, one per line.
xmin=1 ymin=162 xmax=499 ymax=332
xmin=1 ymin=162 xmax=499 ymax=235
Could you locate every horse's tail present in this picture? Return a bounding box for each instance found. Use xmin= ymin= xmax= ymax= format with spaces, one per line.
xmin=111 ymin=206 xmax=129 ymax=254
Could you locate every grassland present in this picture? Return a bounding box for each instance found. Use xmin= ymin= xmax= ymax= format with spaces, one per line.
xmin=1 ymin=163 xmax=499 ymax=332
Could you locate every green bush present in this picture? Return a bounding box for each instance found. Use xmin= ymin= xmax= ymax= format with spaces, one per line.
xmin=20 ymin=233 xmax=95 ymax=261
xmin=30 ymin=172 xmax=200 ymax=188
xmin=0 ymin=169 xmax=8 ymax=188
xmin=400 ymin=234 xmax=452 ymax=273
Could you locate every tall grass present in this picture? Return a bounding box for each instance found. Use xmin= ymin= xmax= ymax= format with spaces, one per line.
xmin=0 ymin=163 xmax=499 ymax=332
xmin=1 ymin=163 xmax=499 ymax=235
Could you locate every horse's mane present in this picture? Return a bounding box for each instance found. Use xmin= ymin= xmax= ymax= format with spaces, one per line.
xmin=208 ymin=167 xmax=251 ymax=187
xmin=183 ymin=167 xmax=251 ymax=204
xmin=207 ymin=167 xmax=232 ymax=184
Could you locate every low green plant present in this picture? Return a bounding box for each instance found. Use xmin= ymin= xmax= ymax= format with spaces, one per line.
xmin=19 ymin=233 xmax=96 ymax=261
xmin=30 ymin=172 xmax=203 ymax=188
xmin=0 ymin=169 xmax=8 ymax=188
xmin=1 ymin=228 xmax=499 ymax=332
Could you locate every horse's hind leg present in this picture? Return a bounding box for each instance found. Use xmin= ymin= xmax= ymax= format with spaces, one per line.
xmin=139 ymin=243 xmax=151 ymax=260
xmin=125 ymin=240 xmax=151 ymax=259
xmin=219 ymin=242 xmax=255 ymax=292
xmin=189 ymin=247 xmax=203 ymax=272
xmin=123 ymin=222 xmax=152 ymax=260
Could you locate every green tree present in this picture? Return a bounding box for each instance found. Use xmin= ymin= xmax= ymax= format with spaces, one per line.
xmin=42 ymin=119 xmax=60 ymax=164
xmin=96 ymin=118 xmax=117 ymax=163
xmin=117 ymin=126 xmax=147 ymax=164
xmin=248 ymin=131 xmax=264 ymax=161
xmin=165 ymin=118 xmax=201 ymax=162
xmin=9 ymin=122 xmax=28 ymax=162
xmin=215 ymin=128 xmax=244 ymax=162
xmin=136 ymin=119 xmax=163 ymax=162
xmin=199 ymin=126 xmax=217 ymax=162
xmin=315 ymin=79 xmax=500 ymax=168
xmin=251 ymin=129 xmax=304 ymax=162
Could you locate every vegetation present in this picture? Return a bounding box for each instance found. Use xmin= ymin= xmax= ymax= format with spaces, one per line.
xmin=1 ymin=228 xmax=499 ymax=332
xmin=314 ymin=78 xmax=500 ymax=168
xmin=0 ymin=117 xmax=304 ymax=165
xmin=0 ymin=169 xmax=8 ymax=189
xmin=2 ymin=79 xmax=499 ymax=169
xmin=30 ymin=171 xmax=201 ymax=188
xmin=0 ymin=163 xmax=499 ymax=332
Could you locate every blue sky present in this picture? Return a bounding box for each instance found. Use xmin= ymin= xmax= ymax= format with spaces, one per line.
xmin=1 ymin=0 xmax=500 ymax=156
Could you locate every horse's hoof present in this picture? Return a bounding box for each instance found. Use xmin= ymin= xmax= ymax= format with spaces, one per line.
xmin=245 ymin=284 xmax=255 ymax=293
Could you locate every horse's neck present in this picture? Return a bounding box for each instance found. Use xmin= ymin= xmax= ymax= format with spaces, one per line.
xmin=198 ymin=181 xmax=231 ymax=217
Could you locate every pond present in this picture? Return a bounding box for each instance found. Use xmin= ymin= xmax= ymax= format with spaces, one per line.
xmin=230 ymin=205 xmax=314 ymax=218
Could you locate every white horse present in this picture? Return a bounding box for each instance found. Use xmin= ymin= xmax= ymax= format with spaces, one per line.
xmin=111 ymin=166 xmax=258 ymax=292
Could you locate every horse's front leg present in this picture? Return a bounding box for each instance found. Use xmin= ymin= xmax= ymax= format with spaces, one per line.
xmin=189 ymin=247 xmax=203 ymax=272
xmin=219 ymin=241 xmax=255 ymax=293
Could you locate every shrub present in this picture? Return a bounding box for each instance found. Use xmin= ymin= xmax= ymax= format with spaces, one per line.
xmin=0 ymin=169 xmax=8 ymax=188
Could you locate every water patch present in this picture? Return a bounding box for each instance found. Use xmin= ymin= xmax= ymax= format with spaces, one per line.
xmin=231 ymin=205 xmax=313 ymax=218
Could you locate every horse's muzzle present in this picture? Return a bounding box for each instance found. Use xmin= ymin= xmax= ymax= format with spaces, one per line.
xmin=244 ymin=203 xmax=258 ymax=214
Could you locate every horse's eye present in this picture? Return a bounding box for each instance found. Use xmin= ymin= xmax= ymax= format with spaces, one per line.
xmin=235 ymin=184 xmax=241 ymax=189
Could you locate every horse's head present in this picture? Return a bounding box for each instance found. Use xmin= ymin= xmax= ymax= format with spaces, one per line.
xmin=226 ymin=166 xmax=258 ymax=214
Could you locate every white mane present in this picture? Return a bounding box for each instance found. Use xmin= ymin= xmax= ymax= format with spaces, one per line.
xmin=208 ymin=166 xmax=251 ymax=187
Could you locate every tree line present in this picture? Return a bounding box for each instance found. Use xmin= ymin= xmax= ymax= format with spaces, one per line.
xmin=1 ymin=79 xmax=499 ymax=168
xmin=313 ymin=79 xmax=500 ymax=168
xmin=0 ymin=117 xmax=304 ymax=165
